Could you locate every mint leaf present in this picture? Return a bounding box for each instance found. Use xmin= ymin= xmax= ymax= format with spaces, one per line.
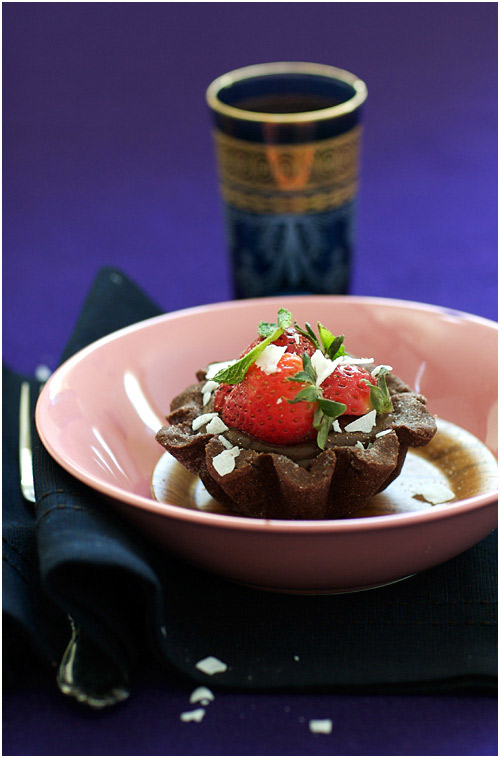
xmin=317 ymin=323 xmax=346 ymax=360
xmin=277 ymin=308 xmax=293 ymax=330
xmin=288 ymin=371 xmax=314 ymax=384
xmin=257 ymin=309 xmax=292 ymax=339
xmin=214 ymin=308 xmax=293 ymax=385
xmin=316 ymin=414 xmax=332 ymax=450
xmin=301 ymin=352 xmax=317 ymax=383
xmin=328 ymin=335 xmax=346 ymax=360
xmin=318 ymin=397 xmax=347 ymax=418
xmin=213 ymin=328 xmax=279 ymax=384
xmin=294 ymin=321 xmax=320 ymax=350
xmin=287 ymin=386 xmax=321 ymax=404
xmin=317 ymin=322 xmax=335 ymax=353
xmin=362 ymin=368 xmax=394 ymax=413
xmin=257 ymin=321 xmax=277 ymax=338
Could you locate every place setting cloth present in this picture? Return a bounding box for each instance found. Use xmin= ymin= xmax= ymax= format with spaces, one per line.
xmin=3 ymin=267 xmax=497 ymax=701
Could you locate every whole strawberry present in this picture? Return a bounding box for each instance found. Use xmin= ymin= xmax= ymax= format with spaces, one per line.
xmin=214 ymin=352 xmax=317 ymax=445
xmin=240 ymin=326 xmax=316 ymax=359
xmin=322 ymin=364 xmax=375 ymax=415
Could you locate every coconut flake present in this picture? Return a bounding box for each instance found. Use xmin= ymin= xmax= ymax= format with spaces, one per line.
xmin=371 ymin=364 xmax=393 ymax=377
xmin=189 ymin=686 xmax=214 ymax=705
xmin=195 ymin=656 xmax=228 ymax=675
xmin=310 ymin=350 xmax=341 ymax=386
xmin=344 ymin=409 xmax=377 ymax=433
xmin=218 ymin=435 xmax=233 ymax=449
xmin=375 ymin=429 xmax=392 ymax=438
xmin=414 ymin=482 xmax=455 ymax=505
xmin=332 ymin=419 xmax=342 ymax=433
xmin=206 ymin=416 xmax=229 ymax=434
xmin=255 ymin=344 xmax=287 ymax=374
xmin=202 ymin=380 xmax=219 ymax=407
xmin=212 ymin=447 xmax=240 ymax=476
xmin=309 ymin=719 xmax=333 ymax=734
xmin=180 ymin=708 xmax=206 ymax=723
xmin=202 ymin=380 xmax=219 ymax=394
xmin=355 ymin=441 xmax=365 ymax=450
xmin=205 ymin=360 xmax=237 ymax=379
xmin=192 ymin=412 xmax=218 ymax=431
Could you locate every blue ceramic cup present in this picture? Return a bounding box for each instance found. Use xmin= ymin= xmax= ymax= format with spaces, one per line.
xmin=206 ymin=62 xmax=367 ymax=298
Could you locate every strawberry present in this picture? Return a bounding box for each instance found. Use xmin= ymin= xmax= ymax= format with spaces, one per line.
xmin=322 ymin=364 xmax=375 ymax=416
xmin=210 ymin=308 xmax=393 ymax=450
xmin=214 ymin=352 xmax=317 ymax=445
xmin=239 ymin=326 xmax=316 ymax=359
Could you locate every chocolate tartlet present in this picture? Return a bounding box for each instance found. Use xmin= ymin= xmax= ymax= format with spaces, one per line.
xmin=156 ymin=312 xmax=437 ymax=520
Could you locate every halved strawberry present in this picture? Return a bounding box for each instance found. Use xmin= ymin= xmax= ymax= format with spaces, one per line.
xmin=322 ymin=364 xmax=375 ymax=415
xmin=214 ymin=352 xmax=317 ymax=445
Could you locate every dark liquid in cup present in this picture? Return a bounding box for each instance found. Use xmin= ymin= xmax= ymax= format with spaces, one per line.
xmin=234 ymin=93 xmax=342 ymax=114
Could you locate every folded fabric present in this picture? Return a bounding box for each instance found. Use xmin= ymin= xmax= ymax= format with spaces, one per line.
xmin=3 ymin=267 xmax=497 ymax=695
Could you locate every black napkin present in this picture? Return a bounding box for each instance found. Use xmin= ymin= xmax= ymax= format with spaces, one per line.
xmin=3 ymin=267 xmax=497 ymax=696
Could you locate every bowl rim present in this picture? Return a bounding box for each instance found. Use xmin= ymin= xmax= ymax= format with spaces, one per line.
xmin=35 ymin=294 xmax=498 ymax=534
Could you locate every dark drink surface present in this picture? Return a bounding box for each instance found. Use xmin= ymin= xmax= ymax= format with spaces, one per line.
xmin=234 ymin=93 xmax=342 ymax=114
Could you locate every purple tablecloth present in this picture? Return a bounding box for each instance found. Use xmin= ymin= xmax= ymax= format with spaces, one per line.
xmin=3 ymin=3 xmax=497 ymax=756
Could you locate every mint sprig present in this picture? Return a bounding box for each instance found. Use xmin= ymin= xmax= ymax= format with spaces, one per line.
xmin=294 ymin=322 xmax=321 ymax=350
xmin=362 ymin=368 xmax=394 ymax=413
xmin=295 ymin=320 xmax=346 ymax=360
xmin=320 ymin=327 xmax=346 ymax=360
xmin=286 ymin=353 xmax=346 ymax=450
xmin=213 ymin=308 xmax=293 ymax=385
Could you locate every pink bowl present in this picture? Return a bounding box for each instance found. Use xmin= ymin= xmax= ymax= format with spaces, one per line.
xmin=36 ymin=296 xmax=498 ymax=592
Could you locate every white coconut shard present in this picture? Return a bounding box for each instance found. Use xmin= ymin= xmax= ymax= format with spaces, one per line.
xmin=212 ymin=448 xmax=240 ymax=476
xmin=355 ymin=441 xmax=365 ymax=450
xmin=415 ymin=482 xmax=455 ymax=505
xmin=332 ymin=419 xmax=342 ymax=433
xmin=255 ymin=344 xmax=287 ymax=374
xmin=309 ymin=719 xmax=333 ymax=735
xmin=195 ymin=655 xmax=228 ymax=675
xmin=205 ymin=360 xmax=237 ymax=379
xmin=218 ymin=435 xmax=233 ymax=449
xmin=375 ymin=429 xmax=392 ymax=438
xmin=311 ymin=350 xmax=341 ymax=386
xmin=189 ymin=686 xmax=215 ymax=705
xmin=202 ymin=380 xmax=219 ymax=394
xmin=192 ymin=412 xmax=219 ymax=431
xmin=202 ymin=380 xmax=219 ymax=407
xmin=180 ymin=708 xmax=206 ymax=723
xmin=371 ymin=364 xmax=393 ymax=377
xmin=344 ymin=409 xmax=377 ymax=433
xmin=206 ymin=416 xmax=229 ymax=434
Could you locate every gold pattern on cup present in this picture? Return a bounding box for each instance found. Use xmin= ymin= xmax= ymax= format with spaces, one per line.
xmin=214 ymin=125 xmax=362 ymax=214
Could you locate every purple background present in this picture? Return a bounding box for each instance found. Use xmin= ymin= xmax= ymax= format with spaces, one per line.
xmin=3 ymin=2 xmax=497 ymax=755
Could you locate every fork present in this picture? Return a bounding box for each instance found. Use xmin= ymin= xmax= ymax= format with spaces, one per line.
xmin=19 ymin=382 xmax=36 ymax=504
xmin=19 ymin=380 xmax=130 ymax=708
